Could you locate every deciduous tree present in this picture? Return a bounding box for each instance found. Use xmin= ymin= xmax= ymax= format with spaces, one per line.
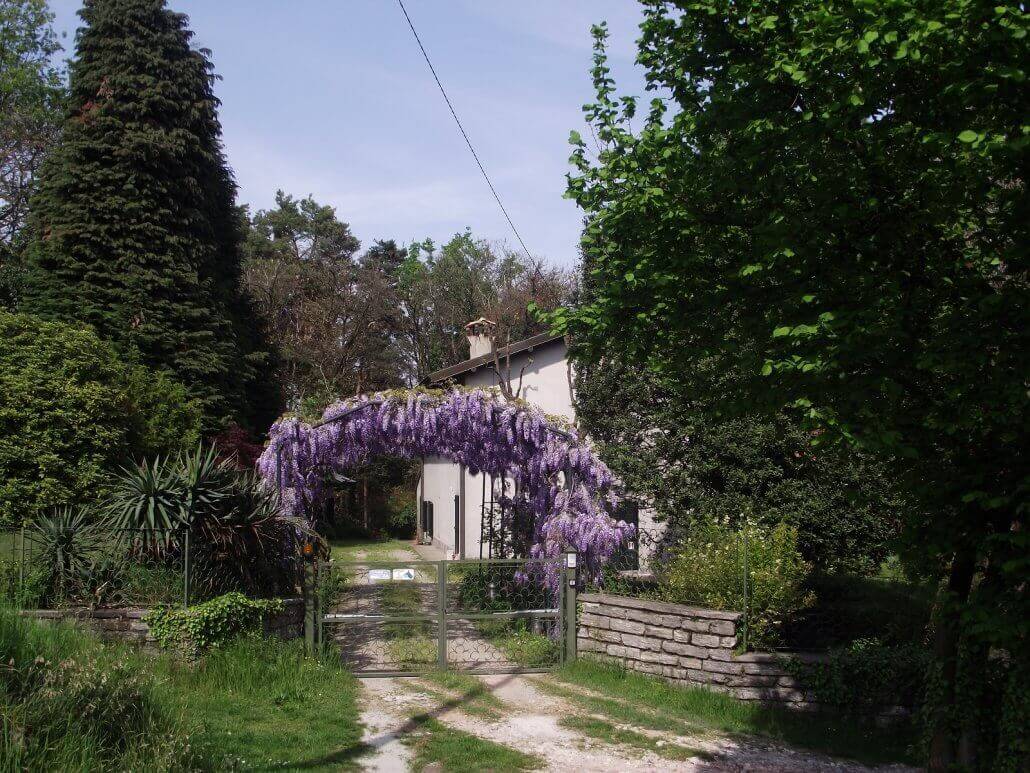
xmin=0 ymin=0 xmax=63 ymax=306
xmin=551 ymin=6 xmax=1028 ymax=767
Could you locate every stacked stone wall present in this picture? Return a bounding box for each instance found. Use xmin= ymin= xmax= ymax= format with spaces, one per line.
xmin=577 ymin=593 xmax=823 ymax=710
xmin=20 ymin=598 xmax=305 ymax=648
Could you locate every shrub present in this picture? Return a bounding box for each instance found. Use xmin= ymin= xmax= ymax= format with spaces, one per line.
xmin=781 ymin=572 xmax=934 ymax=650
xmin=457 ymin=566 xmax=515 ymax=613
xmin=104 ymin=446 xmax=314 ymax=597
xmin=574 ymin=356 xmax=906 ymax=575
xmin=123 ymin=364 xmax=204 ymax=460
xmin=144 ymin=592 xmax=284 ymax=658
xmin=24 ymin=507 xmax=105 ymax=605
xmin=0 ymin=311 xmax=202 ymax=529
xmin=655 ymin=521 xmax=814 ymax=647
xmin=0 ymin=312 xmax=133 ymax=529
xmin=785 ymin=638 xmax=931 ymax=715
xmin=0 ymin=560 xmax=49 ymax=608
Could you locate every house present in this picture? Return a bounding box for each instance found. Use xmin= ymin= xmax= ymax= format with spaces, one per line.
xmin=415 ymin=319 xmax=659 ymax=564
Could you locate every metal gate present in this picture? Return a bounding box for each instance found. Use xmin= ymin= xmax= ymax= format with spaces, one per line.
xmin=309 ymin=554 xmax=577 ymax=676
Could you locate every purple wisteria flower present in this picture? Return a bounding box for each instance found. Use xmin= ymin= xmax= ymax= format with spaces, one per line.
xmin=256 ymin=388 xmax=635 ymax=588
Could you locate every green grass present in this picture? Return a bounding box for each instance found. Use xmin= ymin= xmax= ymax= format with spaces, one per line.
xmin=535 ymin=677 xmax=710 ymax=736
xmin=548 ymin=659 xmax=919 ymax=767
xmin=477 ymin=618 xmax=559 ymax=667
xmin=1 ymin=606 xmax=212 ymax=771
xmin=157 ymin=636 xmax=366 ymax=770
xmin=388 ymin=635 xmax=437 ymax=666
xmin=1 ymin=608 xmax=367 ymax=771
xmin=377 ymin=581 xmax=436 ymax=668
xmin=404 ymin=716 xmax=541 ymax=772
xmin=330 ymin=537 xmax=419 ymax=562
xmin=560 ymin=715 xmax=711 ymax=762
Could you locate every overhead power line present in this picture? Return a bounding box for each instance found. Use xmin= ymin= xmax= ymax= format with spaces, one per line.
xmin=395 ymin=0 xmax=533 ymax=259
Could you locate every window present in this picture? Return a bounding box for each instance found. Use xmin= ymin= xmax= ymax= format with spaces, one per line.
xmin=612 ymin=500 xmax=640 ymax=570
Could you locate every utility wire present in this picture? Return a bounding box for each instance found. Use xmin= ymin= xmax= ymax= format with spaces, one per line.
xmin=395 ymin=0 xmax=533 ymax=260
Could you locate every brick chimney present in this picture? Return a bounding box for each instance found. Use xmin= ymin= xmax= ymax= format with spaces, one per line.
xmin=465 ymin=317 xmax=495 ymax=359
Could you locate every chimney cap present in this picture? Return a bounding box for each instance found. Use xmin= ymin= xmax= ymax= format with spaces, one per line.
xmin=464 ymin=317 xmax=496 ymax=332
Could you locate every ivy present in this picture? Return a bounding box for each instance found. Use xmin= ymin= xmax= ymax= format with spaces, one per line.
xmin=784 ymin=639 xmax=931 ymax=715
xmin=144 ymin=593 xmax=284 ymax=658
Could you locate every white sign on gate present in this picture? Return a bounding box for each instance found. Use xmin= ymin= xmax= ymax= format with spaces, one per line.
xmin=392 ymin=568 xmax=415 ymax=581
xmin=367 ymin=569 xmax=391 ymax=583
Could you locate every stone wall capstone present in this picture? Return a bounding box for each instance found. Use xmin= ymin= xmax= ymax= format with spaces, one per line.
xmin=577 ymin=593 xmax=823 ymax=710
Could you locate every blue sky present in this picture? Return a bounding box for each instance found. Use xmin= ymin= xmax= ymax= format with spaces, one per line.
xmin=47 ymin=1 xmax=649 ymax=267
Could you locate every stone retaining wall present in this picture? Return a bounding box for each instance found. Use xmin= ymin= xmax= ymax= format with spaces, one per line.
xmin=577 ymin=593 xmax=823 ymax=710
xmin=20 ymin=598 xmax=305 ymax=649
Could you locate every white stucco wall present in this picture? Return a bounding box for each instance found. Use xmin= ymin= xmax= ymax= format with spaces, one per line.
xmin=418 ymin=455 xmax=460 ymax=556
xmin=417 ymin=340 xmax=574 ymax=559
xmin=461 ymin=341 xmax=575 ymax=421
xmin=416 ymin=338 xmax=664 ymax=562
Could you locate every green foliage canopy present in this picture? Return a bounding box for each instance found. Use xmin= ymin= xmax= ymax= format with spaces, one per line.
xmin=0 ymin=0 xmax=64 ymax=301
xmin=551 ymin=5 xmax=1027 ymax=767
xmin=0 ymin=310 xmax=201 ymax=528
xmin=574 ymin=352 xmax=904 ymax=573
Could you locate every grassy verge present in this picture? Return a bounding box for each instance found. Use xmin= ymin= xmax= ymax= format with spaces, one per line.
xmin=560 ymin=715 xmax=711 ymax=762
xmin=1 ymin=607 xmax=211 ymax=771
xmin=157 ymin=636 xmax=366 ymax=770
xmin=549 ymin=659 xmax=918 ymax=767
xmin=1 ymin=608 xmax=366 ymax=771
xmin=404 ymin=716 xmax=541 ymax=772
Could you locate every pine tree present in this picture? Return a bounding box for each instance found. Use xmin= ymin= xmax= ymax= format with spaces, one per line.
xmin=21 ymin=0 xmax=276 ymax=432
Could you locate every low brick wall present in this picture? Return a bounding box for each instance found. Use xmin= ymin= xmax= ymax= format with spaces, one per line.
xmin=20 ymin=598 xmax=305 ymax=648
xmin=578 ymin=593 xmax=823 ymax=710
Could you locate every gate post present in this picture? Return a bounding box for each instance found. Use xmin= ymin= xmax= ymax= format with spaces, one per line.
xmin=437 ymin=561 xmax=447 ymax=669
xmin=563 ymin=552 xmax=578 ymax=663
xmin=303 ymin=543 xmax=317 ymax=656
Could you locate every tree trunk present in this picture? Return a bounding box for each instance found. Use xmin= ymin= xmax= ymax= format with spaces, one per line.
xmin=928 ymin=547 xmax=977 ymax=772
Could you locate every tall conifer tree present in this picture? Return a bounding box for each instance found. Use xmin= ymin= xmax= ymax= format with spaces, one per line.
xmin=22 ymin=0 xmax=276 ymax=431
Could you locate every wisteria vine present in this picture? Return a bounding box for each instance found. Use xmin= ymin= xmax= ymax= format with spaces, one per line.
xmin=256 ymin=388 xmax=634 ymax=585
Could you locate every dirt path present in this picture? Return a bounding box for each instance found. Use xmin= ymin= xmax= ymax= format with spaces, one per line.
xmin=356 ymin=674 xmax=917 ymax=772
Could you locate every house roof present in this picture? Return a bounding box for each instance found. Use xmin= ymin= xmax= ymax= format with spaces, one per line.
xmin=424 ymin=332 xmax=564 ymax=385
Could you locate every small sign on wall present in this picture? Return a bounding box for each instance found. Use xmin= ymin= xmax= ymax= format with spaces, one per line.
xmin=368 ymin=569 xmax=391 ymax=583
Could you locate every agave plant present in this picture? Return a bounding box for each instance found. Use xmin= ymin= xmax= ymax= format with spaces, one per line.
xmin=190 ymin=470 xmax=319 ymax=597
xmin=27 ymin=507 xmax=104 ymax=604
xmin=103 ymin=445 xmax=313 ymax=597
xmin=104 ymin=446 xmax=233 ymax=552
xmin=175 ymin=444 xmax=234 ymax=526
xmin=104 ymin=455 xmax=182 ymax=532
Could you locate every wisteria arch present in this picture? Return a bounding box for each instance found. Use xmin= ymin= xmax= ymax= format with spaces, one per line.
xmin=257 ymin=388 xmax=634 ymax=581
